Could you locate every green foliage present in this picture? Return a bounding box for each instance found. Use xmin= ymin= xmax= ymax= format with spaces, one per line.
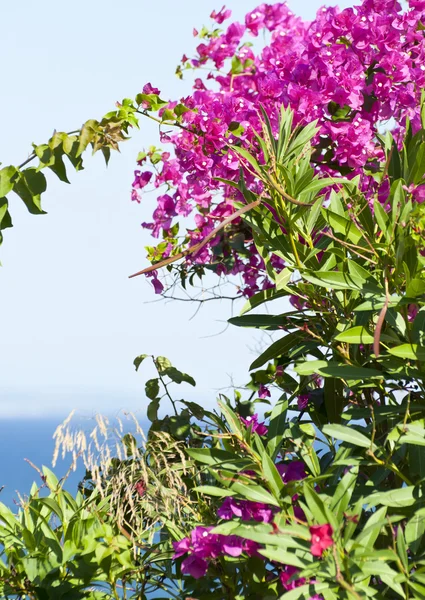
xmin=0 ymin=93 xmax=191 ymax=256
xmin=0 ymin=481 xmax=146 ymax=598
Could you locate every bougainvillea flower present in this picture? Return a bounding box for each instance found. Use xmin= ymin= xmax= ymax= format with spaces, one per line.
xmin=181 ymin=554 xmax=208 ymax=579
xmin=134 ymin=480 xmax=146 ymax=497
xmin=280 ymin=565 xmax=306 ymax=590
xmin=309 ymin=524 xmax=334 ymax=557
xmin=173 ymin=536 xmax=192 ymax=558
xmin=277 ymin=461 xmax=307 ymax=483
xmin=240 ymin=413 xmax=268 ymax=435
xmin=297 ymin=394 xmax=309 ymax=410
xmin=134 ymin=0 xmax=425 ymax=298
xmin=217 ymin=497 xmax=275 ymax=523
xmin=258 ymin=384 xmax=271 ymax=399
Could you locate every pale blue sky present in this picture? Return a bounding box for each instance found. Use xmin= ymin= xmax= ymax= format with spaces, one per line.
xmin=0 ymin=0 xmax=354 ymax=418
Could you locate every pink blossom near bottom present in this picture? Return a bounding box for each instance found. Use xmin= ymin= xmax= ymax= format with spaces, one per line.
xmin=309 ymin=524 xmax=334 ymax=557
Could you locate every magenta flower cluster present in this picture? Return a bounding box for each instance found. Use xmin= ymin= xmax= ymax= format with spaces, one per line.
xmin=173 ymin=525 xmax=260 ymax=578
xmin=174 ymin=457 xmax=310 ymax=582
xmin=280 ymin=565 xmax=322 ymax=599
xmin=133 ymin=0 xmax=425 ymax=297
xmin=239 ymin=413 xmax=268 ymax=436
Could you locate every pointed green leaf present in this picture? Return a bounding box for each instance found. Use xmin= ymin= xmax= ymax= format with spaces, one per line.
xmin=323 ymin=424 xmax=372 ymax=449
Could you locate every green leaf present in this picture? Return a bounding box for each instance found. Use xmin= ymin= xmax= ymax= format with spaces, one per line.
xmin=262 ymin=452 xmax=284 ymax=498
xmin=406 ymin=279 xmax=425 ymax=298
xmin=260 ymin=548 xmax=311 ymax=570
xmin=374 ymin=198 xmax=389 ymax=236
xmin=330 ymin=466 xmax=358 ymax=522
xmin=0 ymin=166 xmax=17 ymax=196
xmin=285 ymin=120 xmax=319 ymax=158
xmin=409 ymin=443 xmax=425 ymax=479
xmin=0 ymin=197 xmax=12 ymax=230
xmin=334 ymin=326 xmax=374 ymax=344
xmin=397 ymin=524 xmax=409 ymax=571
xmin=388 ymin=344 xmax=425 ymax=361
xmin=324 ymin=377 xmax=345 ymax=424
xmin=218 ymin=399 xmax=243 ymax=434
xmin=362 ymin=562 xmax=406 ymax=598
xmin=303 ymin=483 xmax=330 ymax=525
xmin=38 ymin=497 xmax=63 ymax=522
xmin=145 ymin=378 xmax=160 ymax=400
xmin=250 ymin=332 xmax=304 ymax=370
xmin=134 ymin=354 xmax=148 ymax=371
xmin=230 ymin=145 xmax=262 ymax=175
xmin=161 ymin=366 xmax=196 ymax=386
xmin=155 ymin=356 xmax=172 ymax=373
xmin=306 ymin=197 xmax=323 ymax=234
xmin=364 ymin=485 xmax=420 ymax=508
xmin=181 ymin=401 xmax=204 ymax=419
xmin=76 ymin=119 xmax=98 ymax=156
xmin=323 ymin=424 xmax=372 ymax=449
xmin=187 ymin=448 xmax=252 ymax=471
xmin=405 ymin=507 xmax=425 ymax=554
xmin=295 ymin=361 xmax=382 ymax=380
xmin=42 ymin=466 xmax=59 ymax=491
xmin=413 ymin=308 xmax=425 ymax=344
xmin=300 ymin=177 xmax=342 ymax=197
xmin=174 ymin=103 xmax=190 ymax=117
xmin=354 ymin=295 xmax=406 ymax=311
xmin=147 ymin=399 xmax=160 ymax=422
xmin=13 ymin=168 xmax=47 ymax=215
xmin=193 ymin=486 xmax=235 ymax=498
xmin=303 ymin=270 xmax=381 ymax=293
xmin=231 ymin=481 xmax=280 ymax=507
xmin=47 ymin=135 xmax=71 ymax=183
xmin=294 ymin=360 xmax=328 ymax=375
xmin=229 ymin=314 xmax=290 ymax=330
xmin=228 ymin=121 xmax=245 ymax=137
xmin=323 ymin=209 xmax=363 ymax=244
xmin=355 ymin=506 xmax=387 ymax=550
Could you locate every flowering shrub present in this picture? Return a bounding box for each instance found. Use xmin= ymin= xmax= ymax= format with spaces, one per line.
xmin=4 ymin=1 xmax=425 ymax=599
xmin=131 ymin=0 xmax=425 ymax=298
xmin=125 ymin=1 xmax=425 ymax=595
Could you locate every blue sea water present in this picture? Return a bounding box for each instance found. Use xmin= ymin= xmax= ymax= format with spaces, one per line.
xmin=0 ymin=419 xmax=84 ymax=507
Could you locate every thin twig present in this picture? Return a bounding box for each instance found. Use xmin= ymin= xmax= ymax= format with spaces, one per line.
xmin=373 ymin=274 xmax=390 ymax=357
xmin=128 ymin=198 xmax=261 ymax=278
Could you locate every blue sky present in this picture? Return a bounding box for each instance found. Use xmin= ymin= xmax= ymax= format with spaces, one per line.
xmin=0 ymin=0 xmax=354 ymax=418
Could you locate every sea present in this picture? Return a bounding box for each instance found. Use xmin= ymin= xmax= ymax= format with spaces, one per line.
xmin=0 ymin=419 xmax=84 ymax=507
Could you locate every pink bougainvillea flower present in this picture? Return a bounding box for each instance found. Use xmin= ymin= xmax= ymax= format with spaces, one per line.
xmin=210 ymin=5 xmax=232 ymax=24
xmin=173 ymin=523 xmax=263 ymax=577
xmin=134 ymin=0 xmax=425 ymax=297
xmin=217 ymin=497 xmax=275 ymax=523
xmin=132 ymin=170 xmax=152 ymax=190
xmin=258 ymin=384 xmax=271 ymax=399
xmin=146 ymin=272 xmax=164 ymax=295
xmin=181 ymin=554 xmax=208 ymax=579
xmin=297 ymin=394 xmax=309 ymax=411
xmin=408 ymin=304 xmax=419 ymax=322
xmin=173 ymin=536 xmax=192 ymax=558
xmin=134 ymin=480 xmax=146 ymax=497
xmin=280 ymin=565 xmax=306 ymax=590
xmin=277 ymin=460 xmax=307 ymax=483
xmin=240 ymin=413 xmax=268 ymax=435
xmin=309 ymin=524 xmax=334 ymax=557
